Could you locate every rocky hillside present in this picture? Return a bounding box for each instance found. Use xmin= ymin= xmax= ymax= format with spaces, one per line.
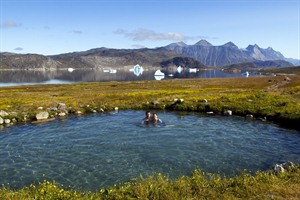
xmin=164 ymin=40 xmax=296 ymax=67
xmin=222 ymin=60 xmax=293 ymax=72
xmin=0 ymin=53 xmax=59 ymax=70
xmin=0 ymin=48 xmax=205 ymax=70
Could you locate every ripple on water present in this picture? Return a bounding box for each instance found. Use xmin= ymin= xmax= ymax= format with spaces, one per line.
xmin=0 ymin=110 xmax=299 ymax=191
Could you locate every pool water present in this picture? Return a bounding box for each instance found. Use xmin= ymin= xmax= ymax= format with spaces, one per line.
xmin=0 ymin=110 xmax=299 ymax=191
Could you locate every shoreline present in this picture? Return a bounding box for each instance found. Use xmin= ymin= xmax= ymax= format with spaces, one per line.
xmin=1 ymin=76 xmax=300 ymax=199
xmin=0 ymin=76 xmax=299 ymax=130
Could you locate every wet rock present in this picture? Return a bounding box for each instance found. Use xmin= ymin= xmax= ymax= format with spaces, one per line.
xmin=224 ymin=110 xmax=232 ymax=116
xmin=274 ymin=161 xmax=295 ymax=173
xmin=36 ymin=111 xmax=49 ymax=120
xmin=246 ymin=114 xmax=253 ymax=118
xmin=0 ymin=117 xmax=3 ymax=125
xmin=58 ymin=112 xmax=66 ymax=117
xmin=0 ymin=110 xmax=8 ymax=117
xmin=282 ymin=161 xmax=295 ymax=169
xmin=114 ymin=107 xmax=119 ymax=111
xmin=274 ymin=164 xmax=285 ymax=173
xmin=75 ymin=111 xmax=83 ymax=115
xmin=4 ymin=119 xmax=11 ymax=124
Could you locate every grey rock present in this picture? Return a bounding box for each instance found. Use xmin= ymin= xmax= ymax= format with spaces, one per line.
xmin=57 ymin=103 xmax=67 ymax=110
xmin=0 ymin=110 xmax=8 ymax=117
xmin=274 ymin=164 xmax=285 ymax=173
xmin=58 ymin=112 xmax=66 ymax=117
xmin=282 ymin=161 xmax=295 ymax=169
xmin=0 ymin=117 xmax=3 ymax=125
xmin=224 ymin=110 xmax=232 ymax=116
xmin=4 ymin=119 xmax=11 ymax=124
xmin=36 ymin=111 xmax=49 ymax=120
xmin=75 ymin=111 xmax=82 ymax=115
xmin=274 ymin=161 xmax=295 ymax=173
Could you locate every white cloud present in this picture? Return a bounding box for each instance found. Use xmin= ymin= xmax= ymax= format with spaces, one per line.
xmin=71 ymin=30 xmax=83 ymax=34
xmin=1 ymin=20 xmax=21 ymax=28
xmin=114 ymin=28 xmax=200 ymax=42
xmin=131 ymin=44 xmax=146 ymax=49
xmin=14 ymin=47 xmax=23 ymax=51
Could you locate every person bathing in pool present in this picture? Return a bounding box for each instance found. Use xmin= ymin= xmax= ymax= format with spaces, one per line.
xmin=152 ymin=113 xmax=162 ymax=124
xmin=142 ymin=111 xmax=162 ymax=125
xmin=143 ymin=111 xmax=152 ymax=122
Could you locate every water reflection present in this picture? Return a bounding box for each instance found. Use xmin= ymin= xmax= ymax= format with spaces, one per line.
xmin=0 ymin=68 xmax=254 ymax=87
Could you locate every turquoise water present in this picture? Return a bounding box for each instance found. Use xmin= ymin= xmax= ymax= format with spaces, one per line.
xmin=0 ymin=110 xmax=299 ymax=191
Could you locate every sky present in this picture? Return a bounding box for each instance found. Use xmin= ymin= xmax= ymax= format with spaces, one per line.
xmin=0 ymin=0 xmax=299 ymax=59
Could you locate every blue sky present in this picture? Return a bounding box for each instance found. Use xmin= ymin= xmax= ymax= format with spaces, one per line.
xmin=0 ymin=0 xmax=299 ymax=59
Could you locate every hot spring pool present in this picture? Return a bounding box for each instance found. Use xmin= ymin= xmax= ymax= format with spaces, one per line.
xmin=0 ymin=110 xmax=299 ymax=191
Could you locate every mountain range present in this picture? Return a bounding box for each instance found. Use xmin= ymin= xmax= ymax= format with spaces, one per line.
xmin=0 ymin=40 xmax=298 ymax=70
xmin=164 ymin=40 xmax=299 ymax=66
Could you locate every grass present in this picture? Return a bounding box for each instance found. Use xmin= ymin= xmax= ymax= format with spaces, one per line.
xmin=1 ymin=75 xmax=300 ymax=199
xmin=0 ymin=75 xmax=299 ymax=129
xmin=1 ymin=166 xmax=300 ymax=199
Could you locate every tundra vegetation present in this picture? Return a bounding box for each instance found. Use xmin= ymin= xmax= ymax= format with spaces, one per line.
xmin=0 ymin=75 xmax=299 ymax=129
xmin=0 ymin=75 xmax=300 ymax=199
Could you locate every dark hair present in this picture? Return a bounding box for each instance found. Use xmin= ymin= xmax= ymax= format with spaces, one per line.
xmin=145 ymin=111 xmax=150 ymax=114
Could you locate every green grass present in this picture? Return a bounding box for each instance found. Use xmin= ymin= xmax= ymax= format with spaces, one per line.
xmin=1 ymin=76 xmax=300 ymax=199
xmin=1 ymin=75 xmax=299 ymax=129
xmin=1 ymin=166 xmax=300 ymax=199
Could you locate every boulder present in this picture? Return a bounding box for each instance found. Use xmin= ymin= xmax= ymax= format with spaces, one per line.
xmin=246 ymin=114 xmax=253 ymax=118
xmin=282 ymin=161 xmax=295 ymax=169
xmin=4 ymin=119 xmax=11 ymax=124
xmin=58 ymin=112 xmax=66 ymax=117
xmin=0 ymin=110 xmax=8 ymax=117
xmin=274 ymin=161 xmax=295 ymax=173
xmin=224 ymin=110 xmax=232 ymax=116
xmin=274 ymin=164 xmax=285 ymax=173
xmin=36 ymin=111 xmax=49 ymax=120
xmin=0 ymin=117 xmax=3 ymax=125
xmin=57 ymin=103 xmax=67 ymax=110
xmin=75 ymin=111 xmax=82 ymax=115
